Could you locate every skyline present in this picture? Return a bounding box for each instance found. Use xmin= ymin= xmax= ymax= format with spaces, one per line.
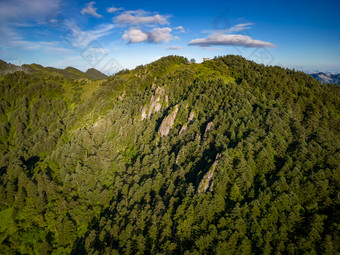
xmin=0 ymin=0 xmax=339 ymax=74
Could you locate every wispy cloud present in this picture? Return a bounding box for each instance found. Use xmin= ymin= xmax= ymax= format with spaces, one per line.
xmin=174 ymin=26 xmax=185 ymax=33
xmin=64 ymin=21 xmax=114 ymax=48
xmin=81 ymin=2 xmax=102 ymax=18
xmin=0 ymin=0 xmax=61 ymax=46
xmin=122 ymin=27 xmax=172 ymax=44
xmin=0 ymin=0 xmax=61 ymax=23
xmin=0 ymin=18 xmax=72 ymax=54
xmin=189 ymin=23 xmax=275 ymax=48
xmin=107 ymin=6 xmax=124 ymax=13
xmin=201 ymin=47 xmax=222 ymax=50
xmin=227 ymin=23 xmax=254 ymax=33
xmin=55 ymin=56 xmax=82 ymax=67
xmin=167 ymin=46 xmax=182 ymax=50
xmin=114 ymin=10 xmax=170 ymax=26
xmin=2 ymin=38 xmax=72 ymax=53
xmin=203 ymin=23 xmax=254 ymax=34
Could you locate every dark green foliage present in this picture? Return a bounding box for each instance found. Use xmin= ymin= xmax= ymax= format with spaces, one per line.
xmin=0 ymin=55 xmax=339 ymax=254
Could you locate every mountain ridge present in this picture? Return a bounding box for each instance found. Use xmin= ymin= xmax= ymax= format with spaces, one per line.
xmin=309 ymin=72 xmax=340 ymax=85
xmin=0 ymin=59 xmax=107 ymax=80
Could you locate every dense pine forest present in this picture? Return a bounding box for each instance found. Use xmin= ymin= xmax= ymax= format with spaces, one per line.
xmin=0 ymin=55 xmax=339 ymax=254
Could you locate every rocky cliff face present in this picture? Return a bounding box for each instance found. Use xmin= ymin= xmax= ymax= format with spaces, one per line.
xmin=158 ymin=104 xmax=179 ymax=136
xmin=179 ymin=111 xmax=195 ymax=135
xmin=141 ymin=86 xmax=168 ymax=120
xmin=197 ymin=153 xmax=221 ymax=194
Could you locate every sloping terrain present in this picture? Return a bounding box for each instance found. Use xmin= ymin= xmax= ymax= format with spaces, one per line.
xmin=86 ymin=68 xmax=108 ymax=80
xmin=0 ymin=60 xmax=107 ymax=81
xmin=0 ymin=55 xmax=339 ymax=254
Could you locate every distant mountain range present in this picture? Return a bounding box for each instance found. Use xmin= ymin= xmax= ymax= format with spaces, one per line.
xmin=309 ymin=72 xmax=340 ymax=85
xmin=0 ymin=59 xmax=107 ymax=80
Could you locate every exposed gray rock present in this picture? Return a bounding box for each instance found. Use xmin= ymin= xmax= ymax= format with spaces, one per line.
xmin=179 ymin=111 xmax=195 ymax=135
xmin=205 ymin=121 xmax=213 ymax=133
xmin=158 ymin=104 xmax=179 ymax=137
xmin=203 ymin=121 xmax=213 ymax=140
xmin=197 ymin=153 xmax=221 ymax=194
xmin=141 ymin=87 xmax=166 ymax=120
xmin=188 ymin=111 xmax=195 ymax=122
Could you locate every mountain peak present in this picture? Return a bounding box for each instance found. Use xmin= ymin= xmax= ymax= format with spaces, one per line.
xmin=85 ymin=68 xmax=108 ymax=80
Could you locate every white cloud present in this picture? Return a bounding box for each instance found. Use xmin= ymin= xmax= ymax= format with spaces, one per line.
xmin=149 ymin=27 xmax=172 ymax=43
xmin=122 ymin=27 xmax=172 ymax=44
xmin=107 ymin=6 xmax=123 ymax=13
xmin=114 ymin=10 xmax=170 ymax=25
xmin=81 ymin=2 xmax=102 ymax=18
xmin=189 ymin=33 xmax=275 ymax=48
xmin=122 ymin=28 xmax=148 ymax=43
xmin=189 ymin=23 xmax=275 ymax=48
xmin=167 ymin=46 xmax=182 ymax=50
xmin=174 ymin=26 xmax=185 ymax=33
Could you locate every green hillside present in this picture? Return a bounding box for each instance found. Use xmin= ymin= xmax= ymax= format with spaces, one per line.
xmin=86 ymin=68 xmax=108 ymax=80
xmin=0 ymin=55 xmax=339 ymax=254
xmin=0 ymin=60 xmax=21 ymax=75
xmin=0 ymin=60 xmax=107 ymax=81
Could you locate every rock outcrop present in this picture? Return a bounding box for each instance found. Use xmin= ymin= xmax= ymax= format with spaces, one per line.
xmin=141 ymin=86 xmax=168 ymax=120
xmin=203 ymin=121 xmax=213 ymax=140
xmin=197 ymin=153 xmax=221 ymax=194
xmin=179 ymin=111 xmax=195 ymax=135
xmin=158 ymin=104 xmax=179 ymax=137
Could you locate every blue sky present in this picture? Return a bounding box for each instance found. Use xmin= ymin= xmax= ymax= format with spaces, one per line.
xmin=1 ymin=0 xmax=339 ymax=74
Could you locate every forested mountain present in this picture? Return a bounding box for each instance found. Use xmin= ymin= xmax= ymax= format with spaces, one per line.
xmin=0 ymin=55 xmax=339 ymax=254
xmin=0 ymin=60 xmax=21 ymax=76
xmin=86 ymin=68 xmax=108 ymax=80
xmin=310 ymin=72 xmax=340 ymax=85
xmin=0 ymin=60 xmax=107 ymax=81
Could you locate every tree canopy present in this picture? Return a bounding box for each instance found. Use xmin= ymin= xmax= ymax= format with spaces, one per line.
xmin=0 ymin=55 xmax=339 ymax=254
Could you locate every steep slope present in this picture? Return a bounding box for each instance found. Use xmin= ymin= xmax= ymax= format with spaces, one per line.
xmin=0 ymin=60 xmax=21 ymax=75
xmin=0 ymin=56 xmax=339 ymax=254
